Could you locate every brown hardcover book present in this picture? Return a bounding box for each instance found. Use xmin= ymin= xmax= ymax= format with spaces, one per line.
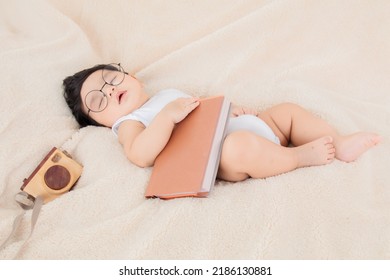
xmin=145 ymin=95 xmax=231 ymax=199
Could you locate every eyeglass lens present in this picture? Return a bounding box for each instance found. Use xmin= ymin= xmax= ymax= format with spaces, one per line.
xmin=85 ymin=63 xmax=125 ymax=113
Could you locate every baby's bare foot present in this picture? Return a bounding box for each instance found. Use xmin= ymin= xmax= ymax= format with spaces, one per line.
xmin=335 ymin=132 xmax=382 ymax=162
xmin=295 ymin=136 xmax=336 ymax=168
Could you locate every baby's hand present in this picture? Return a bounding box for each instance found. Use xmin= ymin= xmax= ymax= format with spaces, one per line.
xmin=231 ymin=104 xmax=258 ymax=117
xmin=162 ymin=97 xmax=200 ymax=124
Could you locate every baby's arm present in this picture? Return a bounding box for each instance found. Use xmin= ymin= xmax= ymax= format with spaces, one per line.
xmin=117 ymin=97 xmax=199 ymax=167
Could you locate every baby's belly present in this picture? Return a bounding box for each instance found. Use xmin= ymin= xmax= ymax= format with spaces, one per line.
xmin=227 ymin=115 xmax=280 ymax=145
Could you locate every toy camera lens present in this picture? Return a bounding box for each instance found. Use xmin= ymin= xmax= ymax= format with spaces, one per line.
xmin=44 ymin=165 xmax=71 ymax=190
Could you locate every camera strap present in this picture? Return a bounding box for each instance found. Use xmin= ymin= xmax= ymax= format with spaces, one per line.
xmin=0 ymin=193 xmax=43 ymax=258
xmin=0 ymin=147 xmax=82 ymax=257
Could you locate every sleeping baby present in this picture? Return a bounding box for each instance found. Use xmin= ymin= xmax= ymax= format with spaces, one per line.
xmin=63 ymin=63 xmax=381 ymax=181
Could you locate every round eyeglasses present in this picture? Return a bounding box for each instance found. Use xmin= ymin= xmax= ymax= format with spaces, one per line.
xmin=85 ymin=63 xmax=125 ymax=113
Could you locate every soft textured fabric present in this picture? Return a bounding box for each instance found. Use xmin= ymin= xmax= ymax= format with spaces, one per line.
xmin=0 ymin=0 xmax=389 ymax=260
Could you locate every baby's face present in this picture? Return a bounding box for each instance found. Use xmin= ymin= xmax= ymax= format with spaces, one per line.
xmin=80 ymin=69 xmax=149 ymax=127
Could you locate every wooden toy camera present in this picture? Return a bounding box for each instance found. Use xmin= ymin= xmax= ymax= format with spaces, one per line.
xmin=20 ymin=147 xmax=83 ymax=204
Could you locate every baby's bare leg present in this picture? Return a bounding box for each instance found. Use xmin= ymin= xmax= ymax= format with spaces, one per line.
xmin=218 ymin=131 xmax=335 ymax=181
xmin=258 ymin=102 xmax=338 ymax=146
xmin=258 ymin=103 xmax=381 ymax=162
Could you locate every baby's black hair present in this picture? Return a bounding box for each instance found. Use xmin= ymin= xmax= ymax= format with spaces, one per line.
xmin=62 ymin=64 xmax=116 ymax=127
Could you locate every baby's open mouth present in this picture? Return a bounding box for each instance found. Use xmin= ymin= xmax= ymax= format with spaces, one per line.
xmin=117 ymin=91 xmax=127 ymax=104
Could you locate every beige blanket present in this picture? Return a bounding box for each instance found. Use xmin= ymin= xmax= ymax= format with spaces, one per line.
xmin=1 ymin=0 xmax=389 ymax=259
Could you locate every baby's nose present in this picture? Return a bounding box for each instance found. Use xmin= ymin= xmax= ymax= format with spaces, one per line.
xmin=108 ymin=86 xmax=115 ymax=97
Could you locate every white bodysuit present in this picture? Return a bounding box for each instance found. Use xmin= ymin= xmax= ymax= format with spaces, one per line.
xmin=112 ymin=89 xmax=280 ymax=145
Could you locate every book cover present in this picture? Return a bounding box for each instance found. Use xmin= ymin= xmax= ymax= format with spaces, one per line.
xmin=145 ymin=95 xmax=231 ymax=199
